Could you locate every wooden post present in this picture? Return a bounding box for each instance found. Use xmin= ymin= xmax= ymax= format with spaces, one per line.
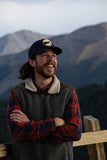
xmin=83 ymin=115 xmax=106 ymax=160
xmin=0 ymin=143 xmax=12 ymax=158
xmin=0 ymin=144 xmax=8 ymax=158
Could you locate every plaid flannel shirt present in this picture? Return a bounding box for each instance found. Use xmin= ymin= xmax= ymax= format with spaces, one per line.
xmin=7 ymin=84 xmax=82 ymax=143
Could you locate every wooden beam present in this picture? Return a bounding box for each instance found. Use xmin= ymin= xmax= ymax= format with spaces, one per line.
xmin=83 ymin=115 xmax=106 ymax=160
xmin=0 ymin=143 xmax=12 ymax=158
xmin=73 ymin=130 xmax=107 ymax=147
xmin=0 ymin=144 xmax=8 ymax=158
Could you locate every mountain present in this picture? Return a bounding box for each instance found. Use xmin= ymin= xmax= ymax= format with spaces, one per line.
xmin=51 ymin=22 xmax=107 ymax=67
xmin=0 ymin=30 xmax=51 ymax=56
xmin=0 ymin=22 xmax=107 ymax=99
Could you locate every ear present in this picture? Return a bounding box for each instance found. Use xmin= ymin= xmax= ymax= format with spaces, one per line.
xmin=29 ymin=59 xmax=36 ymax=67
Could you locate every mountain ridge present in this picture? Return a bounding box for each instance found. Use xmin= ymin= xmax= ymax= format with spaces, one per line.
xmin=0 ymin=22 xmax=107 ymax=98
xmin=0 ymin=30 xmax=51 ymax=56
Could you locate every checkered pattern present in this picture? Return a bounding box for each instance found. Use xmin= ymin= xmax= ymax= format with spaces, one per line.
xmin=7 ymin=86 xmax=82 ymax=143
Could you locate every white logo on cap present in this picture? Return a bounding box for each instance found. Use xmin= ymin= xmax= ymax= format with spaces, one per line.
xmin=42 ymin=39 xmax=52 ymax=46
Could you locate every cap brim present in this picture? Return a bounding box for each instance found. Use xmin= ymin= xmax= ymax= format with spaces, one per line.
xmin=49 ymin=46 xmax=62 ymax=55
xmin=28 ymin=45 xmax=62 ymax=59
xmin=37 ymin=46 xmax=62 ymax=55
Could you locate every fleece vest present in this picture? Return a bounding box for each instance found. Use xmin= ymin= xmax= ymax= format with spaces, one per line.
xmin=10 ymin=76 xmax=74 ymax=160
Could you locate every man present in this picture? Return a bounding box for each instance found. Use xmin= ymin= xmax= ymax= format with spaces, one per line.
xmin=7 ymin=39 xmax=82 ymax=160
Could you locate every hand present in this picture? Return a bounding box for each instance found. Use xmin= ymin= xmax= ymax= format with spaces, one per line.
xmin=10 ymin=110 xmax=30 ymax=123
xmin=54 ymin=118 xmax=65 ymax=127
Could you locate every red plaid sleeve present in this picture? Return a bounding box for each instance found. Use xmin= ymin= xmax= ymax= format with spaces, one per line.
xmin=6 ymin=91 xmax=56 ymax=140
xmin=40 ymin=89 xmax=82 ymax=143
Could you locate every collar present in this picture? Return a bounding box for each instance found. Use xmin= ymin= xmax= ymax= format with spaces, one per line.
xmin=25 ymin=75 xmax=60 ymax=94
xmin=35 ymin=78 xmax=54 ymax=94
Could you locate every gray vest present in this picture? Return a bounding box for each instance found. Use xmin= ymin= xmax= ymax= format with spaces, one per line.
xmin=10 ymin=77 xmax=74 ymax=160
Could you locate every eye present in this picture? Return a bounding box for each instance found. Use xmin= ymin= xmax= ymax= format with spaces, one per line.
xmin=52 ymin=54 xmax=56 ymax=57
xmin=41 ymin=53 xmax=47 ymax=57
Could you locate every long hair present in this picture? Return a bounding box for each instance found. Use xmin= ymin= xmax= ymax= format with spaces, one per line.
xmin=18 ymin=61 xmax=34 ymax=80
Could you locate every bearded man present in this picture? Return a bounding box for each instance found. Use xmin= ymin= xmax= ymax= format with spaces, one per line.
xmin=7 ymin=39 xmax=82 ymax=160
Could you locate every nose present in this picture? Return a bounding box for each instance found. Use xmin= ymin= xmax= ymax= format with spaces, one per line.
xmin=47 ymin=55 xmax=55 ymax=61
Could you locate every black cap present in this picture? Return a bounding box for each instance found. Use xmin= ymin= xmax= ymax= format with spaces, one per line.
xmin=28 ymin=39 xmax=62 ymax=59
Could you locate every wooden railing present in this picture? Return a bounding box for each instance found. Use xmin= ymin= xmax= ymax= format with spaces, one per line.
xmin=0 ymin=115 xmax=107 ymax=160
xmin=74 ymin=115 xmax=107 ymax=160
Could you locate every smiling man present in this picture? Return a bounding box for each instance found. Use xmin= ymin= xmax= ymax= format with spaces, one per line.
xmin=7 ymin=39 xmax=82 ymax=160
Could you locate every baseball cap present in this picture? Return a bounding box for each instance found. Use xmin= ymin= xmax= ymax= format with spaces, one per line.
xmin=28 ymin=39 xmax=62 ymax=59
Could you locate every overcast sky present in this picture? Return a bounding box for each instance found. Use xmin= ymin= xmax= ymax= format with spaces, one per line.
xmin=0 ymin=0 xmax=107 ymax=37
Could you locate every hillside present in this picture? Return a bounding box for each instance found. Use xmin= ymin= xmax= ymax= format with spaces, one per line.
xmin=51 ymin=22 xmax=107 ymax=67
xmin=0 ymin=22 xmax=107 ymax=98
xmin=0 ymin=30 xmax=51 ymax=56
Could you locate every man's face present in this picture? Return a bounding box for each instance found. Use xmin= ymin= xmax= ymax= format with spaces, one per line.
xmin=35 ymin=49 xmax=57 ymax=78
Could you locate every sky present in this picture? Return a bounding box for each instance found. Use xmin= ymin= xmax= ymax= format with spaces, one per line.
xmin=0 ymin=0 xmax=107 ymax=37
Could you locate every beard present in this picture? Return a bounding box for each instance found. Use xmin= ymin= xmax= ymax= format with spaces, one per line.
xmin=35 ymin=61 xmax=57 ymax=78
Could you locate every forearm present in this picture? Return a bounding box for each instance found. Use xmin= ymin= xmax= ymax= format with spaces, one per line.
xmin=7 ymin=114 xmax=65 ymax=140
xmin=53 ymin=122 xmax=81 ymax=142
xmin=7 ymin=118 xmax=56 ymax=140
xmin=55 ymin=115 xmax=82 ymax=142
xmin=40 ymin=117 xmax=82 ymax=143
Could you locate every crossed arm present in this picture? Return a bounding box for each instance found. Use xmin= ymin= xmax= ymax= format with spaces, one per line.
xmin=10 ymin=110 xmax=64 ymax=127
xmin=7 ymin=90 xmax=82 ymax=143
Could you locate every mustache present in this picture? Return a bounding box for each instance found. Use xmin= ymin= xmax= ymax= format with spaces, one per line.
xmin=44 ymin=62 xmax=56 ymax=68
